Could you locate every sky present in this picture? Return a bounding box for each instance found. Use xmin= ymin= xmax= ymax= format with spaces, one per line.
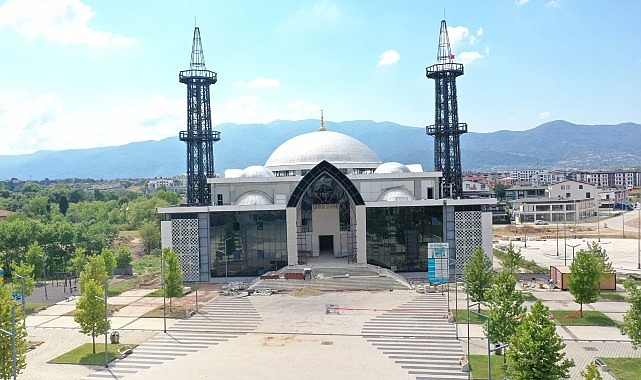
xmin=0 ymin=0 xmax=640 ymax=155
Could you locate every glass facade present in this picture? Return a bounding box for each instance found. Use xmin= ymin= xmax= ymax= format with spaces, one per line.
xmin=366 ymin=206 xmax=443 ymax=272
xmin=210 ymin=210 xmax=287 ymax=277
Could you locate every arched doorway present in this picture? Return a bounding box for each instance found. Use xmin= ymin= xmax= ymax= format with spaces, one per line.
xmin=287 ymin=161 xmax=364 ymax=261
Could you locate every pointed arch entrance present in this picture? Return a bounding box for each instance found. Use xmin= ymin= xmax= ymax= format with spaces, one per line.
xmin=287 ymin=160 xmax=365 ymax=262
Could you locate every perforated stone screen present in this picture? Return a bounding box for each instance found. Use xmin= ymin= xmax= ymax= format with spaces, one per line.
xmin=171 ymin=219 xmax=199 ymax=281
xmin=454 ymin=211 xmax=483 ymax=273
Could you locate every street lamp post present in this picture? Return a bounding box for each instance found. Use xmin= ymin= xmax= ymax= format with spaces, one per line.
xmin=37 ymin=253 xmax=47 ymax=300
xmin=556 ymin=211 xmax=559 ymax=256
xmin=566 ymin=243 xmax=580 ymax=265
xmin=94 ymin=279 xmax=108 ymax=368
xmin=637 ymin=206 xmax=640 ymax=269
xmin=468 ymin=302 xmax=491 ymax=380
xmin=0 ymin=305 xmax=17 ymax=380
xmin=13 ymin=273 xmax=26 ymax=318
xmin=161 ymin=252 xmax=166 ymax=333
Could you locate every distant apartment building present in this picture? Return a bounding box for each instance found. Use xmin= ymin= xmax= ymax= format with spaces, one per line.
xmin=571 ymin=170 xmax=641 ymax=189
xmin=508 ymin=169 xmax=566 ymax=185
xmin=510 ymin=180 xmax=596 ymax=223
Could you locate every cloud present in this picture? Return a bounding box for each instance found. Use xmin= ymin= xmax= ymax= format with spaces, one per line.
xmin=0 ymin=91 xmax=182 ymax=155
xmin=446 ymin=26 xmax=469 ymax=51
xmin=538 ymin=111 xmax=552 ymax=120
xmin=546 ymin=1 xmax=561 ymax=8
xmin=516 ymin=0 xmax=530 ymax=5
xmin=234 ymin=77 xmax=281 ymax=89
xmin=287 ymin=100 xmax=321 ymax=120
xmin=457 ymin=51 xmax=484 ymax=65
xmin=281 ymin=1 xmax=342 ymax=34
xmin=377 ymin=50 xmax=400 ymax=67
xmin=0 ymin=0 xmax=136 ymax=46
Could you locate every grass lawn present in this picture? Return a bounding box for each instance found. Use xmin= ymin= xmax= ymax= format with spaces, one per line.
xmin=549 ymin=310 xmax=616 ymax=326
xmin=25 ymin=302 xmax=55 ymax=315
xmin=132 ymin=255 xmax=161 ymax=273
xmin=142 ymin=305 xmax=190 ymax=319
xmin=50 ymin=343 xmax=137 ymax=366
xmin=522 ymin=292 xmax=537 ymax=301
xmin=469 ymin=354 xmax=507 ymax=379
xmin=453 ymin=309 xmax=489 ymax=324
xmin=108 ymin=271 xmax=160 ymax=296
xmin=603 ymin=357 xmax=641 ymax=380
xmin=146 ymin=289 xmax=164 ymax=297
xmin=598 ymin=290 xmax=626 ymax=302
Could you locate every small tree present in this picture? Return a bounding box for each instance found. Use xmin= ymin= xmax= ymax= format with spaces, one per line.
xmin=585 ymin=242 xmax=613 ymax=290
xmin=507 ymin=300 xmax=574 ymax=379
xmin=619 ymin=280 xmax=641 ymax=348
xmin=101 ymin=248 xmax=116 ymax=277
xmin=79 ymin=255 xmax=108 ymax=293
xmin=74 ymin=279 xmax=109 ymax=354
xmin=568 ymin=250 xmax=601 ymax=317
xmin=139 ymin=220 xmax=161 ymax=254
xmin=580 ymin=361 xmax=603 ymax=380
xmin=9 ymin=261 xmax=35 ymax=298
xmin=163 ymin=248 xmax=183 ymax=311
xmin=501 ymin=242 xmax=523 ymax=277
xmin=484 ymin=270 xmax=526 ymax=347
xmin=0 ymin=286 xmax=27 ymax=380
xmin=115 ymin=246 xmax=133 ymax=269
xmin=463 ymin=246 xmax=493 ymax=310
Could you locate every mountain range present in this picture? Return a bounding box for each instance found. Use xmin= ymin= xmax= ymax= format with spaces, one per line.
xmin=1 ymin=120 xmax=640 ymax=180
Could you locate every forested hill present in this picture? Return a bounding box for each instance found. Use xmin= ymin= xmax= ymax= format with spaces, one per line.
xmin=1 ymin=119 xmax=640 ymax=180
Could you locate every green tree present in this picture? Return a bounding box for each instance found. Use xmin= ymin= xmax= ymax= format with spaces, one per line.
xmin=493 ymin=184 xmax=510 ymax=201
xmin=619 ymin=280 xmax=641 ymax=349
xmin=139 ymin=220 xmax=161 ymax=254
xmin=79 ymin=255 xmax=108 ymax=293
xmin=58 ymin=195 xmax=69 ymax=215
xmin=67 ymin=248 xmax=88 ymax=277
xmin=484 ymin=270 xmax=526 ymax=346
xmin=115 ymin=246 xmax=133 ymax=269
xmin=163 ymin=248 xmax=183 ymax=311
xmin=74 ymin=279 xmax=109 ymax=354
xmin=101 ymin=248 xmax=116 ymax=277
xmin=0 ymin=286 xmax=27 ymax=380
xmin=463 ymin=246 xmax=493 ymax=310
xmin=506 ymin=300 xmax=574 ymax=379
xmin=25 ymin=242 xmax=45 ymax=281
xmin=568 ymin=250 xmax=601 ymax=317
xmin=584 ymin=242 xmax=613 ymax=289
xmin=500 ymin=242 xmax=523 ymax=277
xmin=9 ymin=261 xmax=35 ymax=298
xmin=580 ymin=361 xmax=603 ymax=380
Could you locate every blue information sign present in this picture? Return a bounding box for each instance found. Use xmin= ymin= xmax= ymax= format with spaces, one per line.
xmin=427 ymin=243 xmax=449 ymax=283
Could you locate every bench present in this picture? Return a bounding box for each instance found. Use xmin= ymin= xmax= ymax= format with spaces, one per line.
xmin=117 ymin=345 xmax=133 ymax=359
xmin=594 ymin=358 xmax=609 ymax=372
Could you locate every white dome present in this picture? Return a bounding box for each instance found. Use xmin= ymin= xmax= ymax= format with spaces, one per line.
xmin=374 ymin=162 xmax=411 ymax=174
xmin=378 ymin=187 xmax=415 ymax=202
xmin=265 ymin=130 xmax=381 ymax=170
xmin=236 ymin=191 xmax=273 ymax=205
xmin=240 ymin=166 xmax=275 ymax=178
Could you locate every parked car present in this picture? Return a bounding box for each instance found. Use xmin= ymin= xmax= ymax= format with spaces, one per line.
xmin=534 ymin=220 xmax=548 ymax=225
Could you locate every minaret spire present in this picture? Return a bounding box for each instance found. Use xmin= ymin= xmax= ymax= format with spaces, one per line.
xmin=179 ymin=26 xmax=220 ymax=206
xmin=426 ymin=19 xmax=468 ymax=199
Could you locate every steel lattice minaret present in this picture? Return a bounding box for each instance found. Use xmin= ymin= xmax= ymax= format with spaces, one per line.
xmin=179 ymin=27 xmax=220 ymax=206
xmin=426 ymin=20 xmax=467 ymax=199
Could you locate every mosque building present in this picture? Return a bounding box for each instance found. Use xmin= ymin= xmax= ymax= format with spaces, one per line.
xmin=158 ymin=115 xmax=495 ymax=282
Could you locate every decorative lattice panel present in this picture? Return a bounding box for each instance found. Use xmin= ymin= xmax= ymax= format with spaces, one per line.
xmin=171 ymin=219 xmax=199 ymax=281
xmin=454 ymin=211 xmax=483 ymax=273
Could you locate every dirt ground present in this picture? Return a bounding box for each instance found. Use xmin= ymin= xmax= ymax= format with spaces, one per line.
xmin=493 ymin=217 xmax=641 ymax=242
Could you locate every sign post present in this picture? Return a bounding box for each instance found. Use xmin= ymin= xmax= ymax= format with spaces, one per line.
xmin=427 ymin=243 xmax=449 ymax=283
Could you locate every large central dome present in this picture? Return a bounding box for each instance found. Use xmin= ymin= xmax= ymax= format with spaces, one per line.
xmin=264 ymin=130 xmax=382 ymax=171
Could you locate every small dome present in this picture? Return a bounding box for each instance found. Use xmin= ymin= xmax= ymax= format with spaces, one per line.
xmin=378 ymin=187 xmax=415 ymax=202
xmin=240 ymin=166 xmax=275 ymax=178
xmin=374 ymin=162 xmax=410 ymax=174
xmin=236 ymin=191 xmax=273 ymax=205
xmin=265 ymin=130 xmax=381 ymax=170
